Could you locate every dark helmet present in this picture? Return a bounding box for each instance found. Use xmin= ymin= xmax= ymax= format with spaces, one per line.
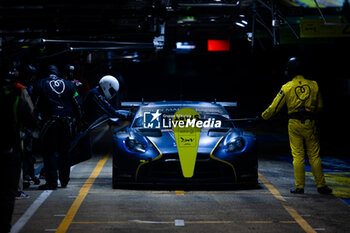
xmin=285 ymin=57 xmax=302 ymax=79
xmin=17 ymin=64 xmax=37 ymax=84
xmin=48 ymin=65 xmax=59 ymax=76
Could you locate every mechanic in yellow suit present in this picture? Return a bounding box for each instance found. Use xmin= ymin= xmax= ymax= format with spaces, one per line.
xmin=261 ymin=57 xmax=332 ymax=194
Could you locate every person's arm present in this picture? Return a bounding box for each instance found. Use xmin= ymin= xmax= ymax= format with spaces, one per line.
xmin=261 ymin=88 xmax=286 ymax=120
xmin=31 ymin=80 xmax=42 ymax=117
xmin=72 ymin=88 xmax=83 ymax=120
xmin=316 ymin=88 xmax=323 ymax=113
xmin=93 ymin=92 xmax=128 ymax=119
xmin=18 ymin=87 xmax=38 ymax=129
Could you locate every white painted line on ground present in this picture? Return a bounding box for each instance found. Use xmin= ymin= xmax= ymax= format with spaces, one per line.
xmin=313 ymin=228 xmax=326 ymax=231
xmin=174 ymin=219 xmax=185 ymax=226
xmin=11 ymin=165 xmax=77 ymax=233
xmin=10 ymin=190 xmax=53 ymax=233
xmin=44 ymin=229 xmax=57 ymax=232
xmin=128 ymin=220 xmax=169 ymax=224
xmin=54 ymin=214 xmax=66 ymax=217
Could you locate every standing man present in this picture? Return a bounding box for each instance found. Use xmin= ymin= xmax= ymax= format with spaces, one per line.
xmin=0 ymin=66 xmax=37 ymax=232
xmin=34 ymin=65 xmax=82 ymax=190
xmin=260 ymin=57 xmax=332 ymax=194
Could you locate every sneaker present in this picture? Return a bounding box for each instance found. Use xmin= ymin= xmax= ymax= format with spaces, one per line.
xmin=317 ymin=186 xmax=332 ymax=194
xmin=24 ymin=175 xmax=40 ymax=186
xmin=16 ymin=191 xmax=30 ymax=200
xmin=290 ymin=187 xmax=304 ymax=194
xmin=38 ymin=183 xmax=57 ymax=190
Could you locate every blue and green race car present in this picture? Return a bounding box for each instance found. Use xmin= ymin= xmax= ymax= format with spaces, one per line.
xmin=111 ymin=101 xmax=258 ymax=188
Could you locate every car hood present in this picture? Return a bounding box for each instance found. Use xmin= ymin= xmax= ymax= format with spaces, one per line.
xmin=145 ymin=130 xmax=234 ymax=155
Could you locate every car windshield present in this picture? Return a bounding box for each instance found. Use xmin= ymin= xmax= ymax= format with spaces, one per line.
xmin=131 ymin=104 xmax=234 ymax=130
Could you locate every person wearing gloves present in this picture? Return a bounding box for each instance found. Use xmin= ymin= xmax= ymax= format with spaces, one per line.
xmin=34 ymin=65 xmax=82 ymax=190
xmin=83 ymin=75 xmax=130 ymax=127
xmin=260 ymin=57 xmax=332 ymax=195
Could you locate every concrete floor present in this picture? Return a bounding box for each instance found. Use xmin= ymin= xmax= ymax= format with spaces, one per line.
xmin=11 ymin=152 xmax=350 ymax=233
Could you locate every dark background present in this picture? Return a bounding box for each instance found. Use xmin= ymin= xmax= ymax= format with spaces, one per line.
xmin=1 ymin=0 xmax=349 ymax=157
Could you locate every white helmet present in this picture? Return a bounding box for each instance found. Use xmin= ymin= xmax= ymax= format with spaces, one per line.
xmin=99 ymin=75 xmax=120 ymax=100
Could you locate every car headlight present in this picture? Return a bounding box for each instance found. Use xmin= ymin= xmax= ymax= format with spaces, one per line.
xmin=125 ymin=137 xmax=146 ymax=153
xmin=225 ymin=137 xmax=245 ymax=153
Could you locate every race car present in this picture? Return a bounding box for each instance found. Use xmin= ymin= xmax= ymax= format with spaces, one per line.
xmin=112 ymin=101 xmax=258 ymax=187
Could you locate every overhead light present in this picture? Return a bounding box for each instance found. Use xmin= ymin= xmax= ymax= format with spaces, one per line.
xmin=175 ymin=42 xmax=196 ymax=54
xmin=166 ymin=6 xmax=174 ymax=11
xmin=235 ymin=22 xmax=245 ymax=27
xmin=121 ymin=51 xmax=139 ymax=59
xmin=176 ymin=42 xmax=196 ymax=50
xmin=241 ymin=20 xmax=248 ymax=25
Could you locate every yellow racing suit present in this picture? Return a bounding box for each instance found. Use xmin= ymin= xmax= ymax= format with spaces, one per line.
xmin=261 ymin=75 xmax=326 ymax=189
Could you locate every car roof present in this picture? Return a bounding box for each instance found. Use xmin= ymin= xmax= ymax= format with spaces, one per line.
xmin=144 ymin=100 xmax=222 ymax=108
xmin=135 ymin=100 xmax=231 ymax=119
xmin=131 ymin=101 xmax=233 ymax=127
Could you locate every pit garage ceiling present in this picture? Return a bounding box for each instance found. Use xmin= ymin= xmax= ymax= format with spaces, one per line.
xmin=0 ymin=0 xmax=347 ymax=61
xmin=0 ymin=1 xmax=340 ymax=43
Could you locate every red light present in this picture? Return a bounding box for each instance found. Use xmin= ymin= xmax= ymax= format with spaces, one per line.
xmin=207 ymin=40 xmax=230 ymax=51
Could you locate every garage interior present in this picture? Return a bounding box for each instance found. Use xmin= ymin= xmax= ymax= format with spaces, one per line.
xmin=1 ymin=0 xmax=350 ymax=233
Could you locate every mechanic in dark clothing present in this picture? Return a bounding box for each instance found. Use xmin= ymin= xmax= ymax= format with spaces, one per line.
xmin=33 ymin=65 xmax=82 ymax=190
xmin=83 ymin=75 xmax=129 ymax=127
xmin=0 ymin=68 xmax=37 ymax=232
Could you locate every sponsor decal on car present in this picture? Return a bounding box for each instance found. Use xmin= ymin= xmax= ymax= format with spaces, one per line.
xmin=142 ymin=107 xmax=222 ymax=178
xmin=172 ymin=108 xmax=201 ymax=178
xmin=143 ymin=109 xmax=222 ymax=129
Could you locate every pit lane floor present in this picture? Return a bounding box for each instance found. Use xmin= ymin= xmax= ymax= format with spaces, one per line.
xmin=11 ymin=154 xmax=350 ymax=233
